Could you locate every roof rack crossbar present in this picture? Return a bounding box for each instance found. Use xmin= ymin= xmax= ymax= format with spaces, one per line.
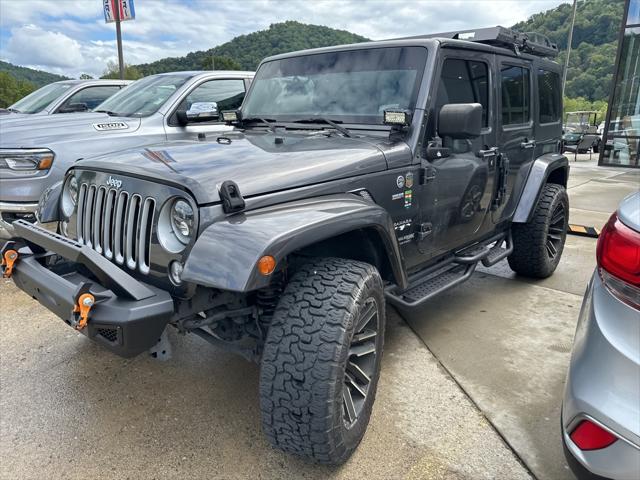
xmin=402 ymin=26 xmax=559 ymax=58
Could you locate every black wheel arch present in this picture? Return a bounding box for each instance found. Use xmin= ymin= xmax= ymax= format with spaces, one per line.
xmin=512 ymin=153 xmax=569 ymax=224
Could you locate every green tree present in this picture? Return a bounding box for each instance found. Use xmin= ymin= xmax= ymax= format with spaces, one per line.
xmin=101 ymin=61 xmax=143 ymax=80
xmin=201 ymin=55 xmax=242 ymax=71
xmin=564 ymin=96 xmax=608 ymax=123
xmin=79 ymin=73 xmax=93 ymax=79
xmin=0 ymin=72 xmax=36 ymax=108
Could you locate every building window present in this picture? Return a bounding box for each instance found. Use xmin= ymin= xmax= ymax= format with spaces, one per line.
xmin=601 ymin=25 xmax=640 ymax=167
xmin=501 ymin=65 xmax=530 ymax=126
xmin=538 ymin=69 xmax=561 ymax=124
xmin=628 ymin=0 xmax=640 ymax=26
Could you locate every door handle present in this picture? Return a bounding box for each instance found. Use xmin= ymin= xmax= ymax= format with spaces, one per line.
xmin=477 ymin=147 xmax=498 ymax=158
xmin=520 ymin=140 xmax=536 ymax=149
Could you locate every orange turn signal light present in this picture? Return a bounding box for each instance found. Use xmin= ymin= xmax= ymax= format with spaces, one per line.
xmin=257 ymin=255 xmax=276 ymax=276
xmin=37 ymin=155 xmax=54 ymax=170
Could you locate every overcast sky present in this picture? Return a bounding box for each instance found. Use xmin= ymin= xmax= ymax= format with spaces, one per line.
xmin=0 ymin=0 xmax=568 ymax=78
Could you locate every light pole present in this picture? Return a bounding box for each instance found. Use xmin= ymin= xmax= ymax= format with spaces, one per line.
xmin=562 ymin=0 xmax=578 ymax=99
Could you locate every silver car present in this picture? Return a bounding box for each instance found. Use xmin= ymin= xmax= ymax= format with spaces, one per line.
xmin=0 ymin=70 xmax=253 ymax=238
xmin=1 ymin=79 xmax=130 ymax=116
xmin=562 ymin=192 xmax=640 ymax=480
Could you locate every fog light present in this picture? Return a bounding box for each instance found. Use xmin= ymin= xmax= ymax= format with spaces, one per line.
xmin=169 ymin=260 xmax=184 ymax=285
xmin=570 ymin=420 xmax=618 ymax=451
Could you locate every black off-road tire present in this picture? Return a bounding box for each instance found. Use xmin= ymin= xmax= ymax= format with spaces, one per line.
xmin=508 ymin=183 xmax=569 ymax=278
xmin=259 ymin=257 xmax=385 ymax=464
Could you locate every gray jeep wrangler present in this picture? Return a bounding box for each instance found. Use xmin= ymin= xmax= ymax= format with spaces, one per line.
xmin=2 ymin=27 xmax=569 ymax=464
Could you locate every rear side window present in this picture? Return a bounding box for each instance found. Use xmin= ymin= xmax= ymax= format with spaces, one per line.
xmin=538 ymin=69 xmax=561 ymax=124
xmin=436 ymin=58 xmax=490 ymax=127
xmin=501 ymin=65 xmax=530 ymax=125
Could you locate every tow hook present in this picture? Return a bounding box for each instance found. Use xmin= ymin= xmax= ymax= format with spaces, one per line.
xmin=73 ymin=293 xmax=95 ymax=331
xmin=1 ymin=249 xmax=18 ymax=278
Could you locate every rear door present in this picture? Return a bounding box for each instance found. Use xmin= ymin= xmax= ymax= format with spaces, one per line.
xmin=494 ymin=57 xmax=535 ymax=223
xmin=534 ymin=63 xmax=563 ymax=157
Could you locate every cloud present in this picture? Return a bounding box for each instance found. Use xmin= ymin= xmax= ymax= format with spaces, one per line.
xmin=4 ymin=24 xmax=84 ymax=68
xmin=0 ymin=0 xmax=567 ymax=78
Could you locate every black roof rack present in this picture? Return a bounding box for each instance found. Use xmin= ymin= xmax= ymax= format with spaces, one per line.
xmin=401 ymin=26 xmax=558 ymax=58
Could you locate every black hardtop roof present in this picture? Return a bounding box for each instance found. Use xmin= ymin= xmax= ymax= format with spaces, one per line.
xmin=262 ymin=26 xmax=559 ymax=67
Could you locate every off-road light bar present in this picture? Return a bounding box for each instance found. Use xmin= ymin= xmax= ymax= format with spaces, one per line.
xmin=222 ymin=110 xmax=240 ymax=123
xmin=383 ymin=110 xmax=412 ymax=126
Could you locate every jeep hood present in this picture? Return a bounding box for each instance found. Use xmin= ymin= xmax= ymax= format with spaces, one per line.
xmin=77 ymin=131 xmax=392 ymax=205
xmin=0 ymin=112 xmax=141 ymax=148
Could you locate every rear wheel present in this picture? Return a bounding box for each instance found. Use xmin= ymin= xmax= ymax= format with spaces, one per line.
xmin=508 ymin=183 xmax=568 ymax=278
xmin=259 ymin=257 xmax=385 ymax=464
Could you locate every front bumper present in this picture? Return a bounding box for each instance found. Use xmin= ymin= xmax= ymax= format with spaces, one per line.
xmin=0 ymin=201 xmax=40 ymax=239
xmin=3 ymin=220 xmax=175 ymax=358
xmin=562 ymin=272 xmax=640 ymax=480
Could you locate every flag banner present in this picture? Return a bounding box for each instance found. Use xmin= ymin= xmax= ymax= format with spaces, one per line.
xmin=104 ymin=0 xmax=135 ymax=23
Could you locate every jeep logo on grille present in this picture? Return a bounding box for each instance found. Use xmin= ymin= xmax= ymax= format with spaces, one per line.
xmin=106 ymin=176 xmax=122 ymax=189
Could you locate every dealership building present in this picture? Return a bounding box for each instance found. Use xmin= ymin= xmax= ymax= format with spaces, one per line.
xmin=600 ymin=0 xmax=640 ymax=167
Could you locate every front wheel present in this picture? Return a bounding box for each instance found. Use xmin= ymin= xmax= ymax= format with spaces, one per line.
xmin=259 ymin=258 xmax=385 ymax=464
xmin=508 ymin=183 xmax=569 ymax=278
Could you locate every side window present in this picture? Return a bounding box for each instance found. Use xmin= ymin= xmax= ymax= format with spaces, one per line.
xmin=435 ymin=58 xmax=490 ymax=127
xmin=62 ymin=86 xmax=121 ymax=110
xmin=501 ymin=65 xmax=530 ymax=126
xmin=178 ymin=79 xmax=246 ymax=115
xmin=537 ymin=69 xmax=561 ymax=124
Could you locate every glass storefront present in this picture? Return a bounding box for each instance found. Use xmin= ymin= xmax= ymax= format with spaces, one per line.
xmin=600 ymin=0 xmax=640 ymax=167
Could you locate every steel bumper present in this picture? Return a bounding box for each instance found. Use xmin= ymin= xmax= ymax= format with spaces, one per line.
xmin=3 ymin=220 xmax=175 ymax=358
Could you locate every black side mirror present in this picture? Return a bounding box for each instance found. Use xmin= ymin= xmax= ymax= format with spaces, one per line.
xmin=58 ymin=102 xmax=88 ymax=113
xmin=438 ymin=103 xmax=482 ymax=139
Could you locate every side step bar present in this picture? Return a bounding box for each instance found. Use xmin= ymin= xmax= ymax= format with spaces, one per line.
xmin=385 ymin=232 xmax=513 ymax=309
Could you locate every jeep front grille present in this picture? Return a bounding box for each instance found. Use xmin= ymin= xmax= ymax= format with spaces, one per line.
xmin=76 ymin=183 xmax=155 ymax=274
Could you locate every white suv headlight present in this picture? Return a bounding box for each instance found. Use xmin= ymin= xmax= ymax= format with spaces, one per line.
xmin=0 ymin=149 xmax=54 ymax=172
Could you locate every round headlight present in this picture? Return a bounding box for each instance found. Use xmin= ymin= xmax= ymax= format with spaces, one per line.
xmin=61 ymin=176 xmax=78 ymax=218
xmin=171 ymin=199 xmax=194 ymax=245
xmin=158 ymin=197 xmax=196 ymax=253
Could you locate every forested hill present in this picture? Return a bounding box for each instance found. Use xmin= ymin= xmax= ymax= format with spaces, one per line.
xmin=133 ymin=21 xmax=369 ymax=76
xmin=0 ymin=60 xmax=68 ymax=87
xmin=513 ymin=0 xmax=624 ymax=101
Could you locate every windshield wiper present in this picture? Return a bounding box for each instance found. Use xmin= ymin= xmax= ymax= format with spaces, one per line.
xmin=6 ymin=108 xmax=21 ymax=113
xmin=291 ymin=118 xmax=351 ymax=137
xmin=94 ymin=109 xmax=120 ymax=116
xmin=242 ymin=117 xmax=277 ymax=133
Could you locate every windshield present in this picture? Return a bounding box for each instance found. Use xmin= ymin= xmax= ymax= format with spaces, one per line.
xmin=95 ymin=74 xmax=191 ymax=117
xmin=10 ymin=83 xmax=73 ymax=114
xmin=242 ymin=46 xmax=427 ymax=125
xmin=565 ymin=113 xmax=594 ymax=131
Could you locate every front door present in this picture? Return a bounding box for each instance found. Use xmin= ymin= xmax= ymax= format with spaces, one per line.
xmin=164 ymin=78 xmax=247 ymax=140
xmin=418 ymin=52 xmax=498 ymax=258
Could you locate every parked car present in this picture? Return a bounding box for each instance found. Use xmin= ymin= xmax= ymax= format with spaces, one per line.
xmin=2 ymin=26 xmax=570 ymax=464
xmin=562 ymin=192 xmax=640 ymax=480
xmin=0 ymin=70 xmax=254 ymax=238
xmin=563 ymin=111 xmax=601 ymax=153
xmin=0 ymin=79 xmax=130 ymax=117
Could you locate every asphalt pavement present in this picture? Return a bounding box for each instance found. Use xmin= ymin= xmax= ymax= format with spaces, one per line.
xmin=1 ymin=154 xmax=638 ymax=479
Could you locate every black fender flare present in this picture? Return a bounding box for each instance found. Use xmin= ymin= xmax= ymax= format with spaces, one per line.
xmin=512 ymin=153 xmax=569 ymax=224
xmin=181 ymin=194 xmax=407 ymax=292
xmin=36 ymin=180 xmax=63 ymax=224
